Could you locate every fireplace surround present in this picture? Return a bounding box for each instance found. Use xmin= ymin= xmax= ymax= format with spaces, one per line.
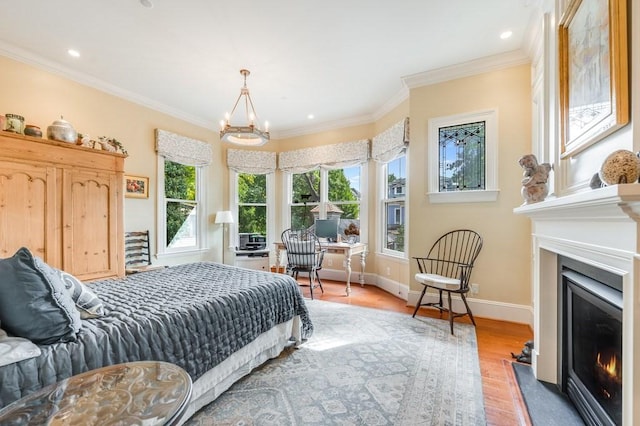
xmin=515 ymin=184 xmax=640 ymax=425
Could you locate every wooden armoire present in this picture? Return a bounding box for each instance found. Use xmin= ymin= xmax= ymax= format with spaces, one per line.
xmin=0 ymin=131 xmax=126 ymax=280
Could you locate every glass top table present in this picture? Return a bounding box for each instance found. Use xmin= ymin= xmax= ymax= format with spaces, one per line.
xmin=0 ymin=361 xmax=192 ymax=425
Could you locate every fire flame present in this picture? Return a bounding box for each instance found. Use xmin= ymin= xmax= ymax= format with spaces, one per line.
xmin=597 ymin=352 xmax=619 ymax=379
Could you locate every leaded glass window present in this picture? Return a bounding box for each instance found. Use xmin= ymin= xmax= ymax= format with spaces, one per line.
xmin=438 ymin=121 xmax=486 ymax=192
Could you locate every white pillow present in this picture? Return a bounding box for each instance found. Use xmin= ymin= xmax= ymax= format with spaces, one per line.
xmin=58 ymin=270 xmax=105 ymax=319
xmin=0 ymin=328 xmax=41 ymax=367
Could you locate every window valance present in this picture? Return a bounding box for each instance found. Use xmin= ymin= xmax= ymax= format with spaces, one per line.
xmin=227 ymin=149 xmax=277 ymax=174
xmin=371 ymin=117 xmax=410 ymax=163
xmin=155 ymin=129 xmax=212 ymax=166
xmin=278 ymin=139 xmax=370 ymax=174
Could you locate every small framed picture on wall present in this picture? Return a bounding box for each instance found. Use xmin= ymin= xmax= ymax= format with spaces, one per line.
xmin=125 ymin=175 xmax=149 ymax=198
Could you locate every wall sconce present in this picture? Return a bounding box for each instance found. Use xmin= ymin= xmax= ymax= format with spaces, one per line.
xmin=215 ymin=210 xmax=234 ymax=263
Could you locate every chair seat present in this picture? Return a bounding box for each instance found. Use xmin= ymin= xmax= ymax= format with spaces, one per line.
xmin=414 ymin=273 xmax=460 ymax=290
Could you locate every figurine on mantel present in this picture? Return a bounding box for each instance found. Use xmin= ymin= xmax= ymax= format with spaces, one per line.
xmin=519 ymin=154 xmax=552 ymax=205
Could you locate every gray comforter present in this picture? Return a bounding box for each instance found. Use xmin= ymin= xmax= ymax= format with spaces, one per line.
xmin=0 ymin=262 xmax=313 ymax=408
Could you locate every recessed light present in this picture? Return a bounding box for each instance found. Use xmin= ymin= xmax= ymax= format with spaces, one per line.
xmin=500 ymin=31 xmax=513 ymax=40
xmin=307 ymin=114 xmax=314 ymax=120
xmin=67 ymin=49 xmax=80 ymax=58
xmin=140 ymin=0 xmax=153 ymax=8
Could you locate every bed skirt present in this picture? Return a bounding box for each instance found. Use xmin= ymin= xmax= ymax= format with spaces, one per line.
xmin=180 ymin=315 xmax=302 ymax=422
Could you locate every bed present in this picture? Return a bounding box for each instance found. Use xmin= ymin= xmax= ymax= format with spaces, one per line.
xmin=0 ymin=260 xmax=313 ymax=421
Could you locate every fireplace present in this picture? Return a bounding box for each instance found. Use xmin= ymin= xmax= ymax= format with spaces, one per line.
xmin=559 ymin=256 xmax=623 ymax=425
xmin=514 ymin=184 xmax=640 ymax=425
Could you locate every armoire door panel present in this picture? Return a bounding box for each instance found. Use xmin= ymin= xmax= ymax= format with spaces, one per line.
xmin=62 ymin=169 xmax=118 ymax=280
xmin=0 ymin=161 xmax=59 ymax=265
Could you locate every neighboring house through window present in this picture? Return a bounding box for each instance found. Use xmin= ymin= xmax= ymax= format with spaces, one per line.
xmin=381 ymin=155 xmax=406 ymax=254
xmin=372 ymin=118 xmax=409 ymax=257
xmin=288 ymin=166 xmax=364 ymax=240
xmin=279 ymin=139 xmax=370 ymax=243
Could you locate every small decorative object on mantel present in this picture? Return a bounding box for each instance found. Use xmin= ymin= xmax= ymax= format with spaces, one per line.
xmin=518 ymin=154 xmax=552 ymax=205
xmin=589 ymin=172 xmax=605 ymax=189
xmin=47 ymin=116 xmax=77 ymax=143
xmin=598 ymin=149 xmax=640 ymax=186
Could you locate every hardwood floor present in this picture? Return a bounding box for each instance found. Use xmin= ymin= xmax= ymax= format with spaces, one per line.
xmin=296 ymin=278 xmax=534 ymax=426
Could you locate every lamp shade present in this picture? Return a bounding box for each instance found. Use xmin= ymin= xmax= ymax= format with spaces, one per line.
xmin=215 ymin=210 xmax=234 ymax=224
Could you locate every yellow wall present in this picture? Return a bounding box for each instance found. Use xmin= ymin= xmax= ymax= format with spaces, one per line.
xmin=409 ymin=64 xmax=532 ymax=305
xmin=0 ymin=54 xmax=533 ymax=309
xmin=0 ymin=55 xmax=224 ymax=265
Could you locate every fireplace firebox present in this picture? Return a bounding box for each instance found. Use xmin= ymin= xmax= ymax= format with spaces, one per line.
xmin=559 ymin=257 xmax=623 ymax=426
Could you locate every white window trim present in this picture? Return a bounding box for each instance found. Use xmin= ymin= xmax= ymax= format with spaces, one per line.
xmin=230 ymin=171 xmax=275 ymax=250
xmin=156 ymin=156 xmax=208 ymax=258
xmin=378 ymin=157 xmax=408 ymax=258
xmin=428 ymin=109 xmax=500 ymax=203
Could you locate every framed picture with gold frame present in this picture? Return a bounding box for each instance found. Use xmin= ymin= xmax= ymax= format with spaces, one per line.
xmin=125 ymin=175 xmax=149 ymax=198
xmin=558 ymin=0 xmax=628 ymax=158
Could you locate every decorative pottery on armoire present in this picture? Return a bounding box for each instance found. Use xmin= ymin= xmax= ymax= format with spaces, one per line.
xmin=24 ymin=125 xmax=42 ymax=138
xmin=5 ymin=114 xmax=25 ymax=134
xmin=47 ymin=116 xmax=77 ymax=143
xmin=598 ymin=149 xmax=640 ymax=185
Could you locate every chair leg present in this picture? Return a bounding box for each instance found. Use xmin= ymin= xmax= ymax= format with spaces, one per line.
xmin=412 ymin=285 xmax=428 ymax=317
xmin=447 ymin=291 xmax=454 ymax=335
xmin=308 ymin=272 xmax=314 ymax=299
xmin=461 ymin=293 xmax=476 ymax=326
xmin=316 ymin=273 xmax=324 ymax=293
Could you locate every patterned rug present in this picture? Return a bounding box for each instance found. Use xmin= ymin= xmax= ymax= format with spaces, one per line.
xmin=186 ymin=300 xmax=486 ymax=425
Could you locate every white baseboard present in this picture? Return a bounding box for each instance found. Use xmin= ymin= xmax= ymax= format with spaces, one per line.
xmin=408 ymin=290 xmax=533 ymax=326
xmin=316 ymin=269 xmax=533 ymax=327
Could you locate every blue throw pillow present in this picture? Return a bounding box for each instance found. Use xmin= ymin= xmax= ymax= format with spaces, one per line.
xmin=0 ymin=247 xmax=81 ymax=344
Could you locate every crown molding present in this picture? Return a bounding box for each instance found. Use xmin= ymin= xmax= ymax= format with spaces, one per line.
xmin=401 ymin=49 xmax=531 ymax=89
xmin=0 ymin=41 xmax=214 ymax=131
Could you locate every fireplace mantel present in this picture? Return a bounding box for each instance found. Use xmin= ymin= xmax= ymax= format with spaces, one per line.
xmin=514 ymin=184 xmax=640 ymax=222
xmin=514 ymin=184 xmax=640 ymax=425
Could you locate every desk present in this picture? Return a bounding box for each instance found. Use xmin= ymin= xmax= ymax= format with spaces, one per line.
xmin=0 ymin=361 xmax=192 ymax=425
xmin=275 ymin=241 xmax=367 ymax=296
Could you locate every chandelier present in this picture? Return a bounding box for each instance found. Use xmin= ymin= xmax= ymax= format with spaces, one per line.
xmin=219 ymin=69 xmax=269 ymax=146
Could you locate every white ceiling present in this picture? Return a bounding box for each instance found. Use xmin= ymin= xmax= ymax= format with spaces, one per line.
xmin=0 ymin=0 xmax=540 ymax=138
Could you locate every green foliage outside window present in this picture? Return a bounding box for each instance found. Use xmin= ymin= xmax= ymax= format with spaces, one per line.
xmin=238 ymin=173 xmax=267 ymax=235
xmin=164 ymin=161 xmax=196 ymax=246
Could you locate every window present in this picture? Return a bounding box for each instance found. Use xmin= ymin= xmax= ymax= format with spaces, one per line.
xmin=237 ymin=173 xmax=267 ymax=236
xmin=438 ymin=121 xmax=485 ymax=191
xmin=381 ymin=155 xmax=406 ymax=254
xmin=291 ymin=170 xmax=320 ymax=229
xmin=428 ymin=109 xmax=499 ymax=203
xmin=159 ymin=158 xmax=204 ymax=254
xmin=287 ymin=166 xmax=364 ymax=241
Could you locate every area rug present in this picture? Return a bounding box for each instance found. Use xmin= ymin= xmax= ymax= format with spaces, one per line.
xmin=186 ymin=300 xmax=486 ymax=425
